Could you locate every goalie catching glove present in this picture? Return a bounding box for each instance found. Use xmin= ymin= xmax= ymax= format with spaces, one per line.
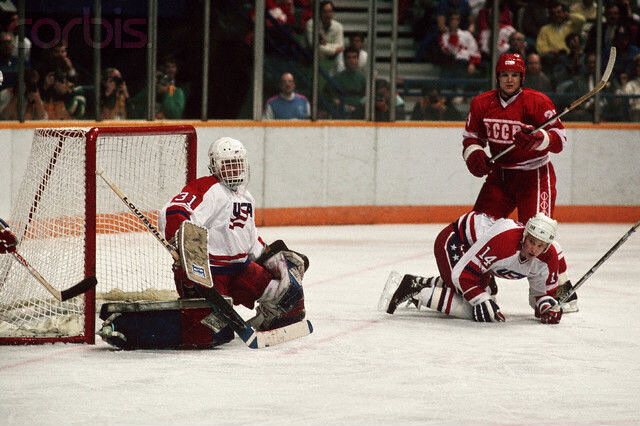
xmin=535 ymin=295 xmax=563 ymax=324
xmin=249 ymin=250 xmax=306 ymax=331
xmin=513 ymin=125 xmax=550 ymax=152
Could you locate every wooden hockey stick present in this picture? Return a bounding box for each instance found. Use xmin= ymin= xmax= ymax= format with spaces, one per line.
xmin=0 ymin=218 xmax=97 ymax=302
xmin=96 ymin=168 xmax=313 ymax=349
xmin=558 ymin=218 xmax=640 ymax=305
xmin=489 ymin=47 xmax=617 ymax=165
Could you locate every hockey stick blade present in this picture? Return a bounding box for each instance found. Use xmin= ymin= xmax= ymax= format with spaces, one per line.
xmin=196 ymin=285 xmax=313 ymax=349
xmin=59 ymin=276 xmax=98 ymax=301
xmin=248 ymin=320 xmax=313 ymax=349
xmin=489 ymin=47 xmax=617 ymax=164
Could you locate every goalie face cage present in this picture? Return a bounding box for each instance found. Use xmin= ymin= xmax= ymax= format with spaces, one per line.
xmin=0 ymin=126 xmax=197 ymax=345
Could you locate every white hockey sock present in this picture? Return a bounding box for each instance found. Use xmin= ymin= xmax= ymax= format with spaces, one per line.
xmin=417 ymin=283 xmax=473 ymax=320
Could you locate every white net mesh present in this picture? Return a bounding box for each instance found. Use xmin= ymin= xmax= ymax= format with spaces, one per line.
xmin=0 ymin=127 xmax=194 ymax=342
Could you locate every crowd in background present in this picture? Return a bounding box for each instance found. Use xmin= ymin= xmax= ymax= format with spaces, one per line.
xmin=1 ymin=0 xmax=640 ymax=122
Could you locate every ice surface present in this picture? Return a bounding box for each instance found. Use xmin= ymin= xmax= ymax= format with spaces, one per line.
xmin=1 ymin=223 xmax=639 ymax=425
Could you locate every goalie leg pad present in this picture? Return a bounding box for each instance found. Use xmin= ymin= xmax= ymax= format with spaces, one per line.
xmin=97 ymin=300 xmax=234 ymax=350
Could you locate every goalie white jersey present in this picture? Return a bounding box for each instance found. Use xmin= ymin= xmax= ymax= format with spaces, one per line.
xmin=159 ymin=176 xmax=265 ymax=273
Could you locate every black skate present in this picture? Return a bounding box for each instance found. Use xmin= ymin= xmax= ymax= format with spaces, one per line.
xmin=386 ymin=274 xmax=434 ymax=314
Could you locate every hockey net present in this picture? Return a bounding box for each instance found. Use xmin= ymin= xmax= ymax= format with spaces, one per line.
xmin=0 ymin=126 xmax=197 ymax=344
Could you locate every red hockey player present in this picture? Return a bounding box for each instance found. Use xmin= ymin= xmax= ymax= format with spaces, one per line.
xmin=461 ymin=52 xmax=577 ymax=311
xmin=382 ymin=211 xmax=564 ymax=324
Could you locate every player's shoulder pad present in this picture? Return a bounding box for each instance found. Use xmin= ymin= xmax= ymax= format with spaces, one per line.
xmin=522 ymin=87 xmax=554 ymax=104
xmin=538 ymin=242 xmax=561 ymax=267
xmin=182 ymin=175 xmax=220 ymax=194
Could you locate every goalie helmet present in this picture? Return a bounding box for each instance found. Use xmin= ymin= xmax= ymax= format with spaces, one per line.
xmin=208 ymin=137 xmax=249 ymax=191
xmin=524 ymin=213 xmax=558 ymax=245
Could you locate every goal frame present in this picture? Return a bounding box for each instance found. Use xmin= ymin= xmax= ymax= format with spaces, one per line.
xmin=0 ymin=125 xmax=197 ymax=345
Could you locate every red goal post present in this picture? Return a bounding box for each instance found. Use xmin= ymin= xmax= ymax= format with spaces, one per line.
xmin=0 ymin=126 xmax=197 ymax=345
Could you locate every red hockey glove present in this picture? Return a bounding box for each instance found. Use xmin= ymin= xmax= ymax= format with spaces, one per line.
xmin=465 ymin=149 xmax=491 ymax=177
xmin=0 ymin=229 xmax=17 ymax=254
xmin=513 ymin=125 xmax=550 ymax=151
xmin=535 ymin=295 xmax=563 ymax=324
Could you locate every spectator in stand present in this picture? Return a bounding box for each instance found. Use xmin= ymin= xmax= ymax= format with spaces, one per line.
xmin=436 ymin=0 xmax=474 ymax=34
xmin=438 ymin=9 xmax=482 ymax=78
xmin=0 ymin=31 xmax=16 ymax=88
xmin=570 ymin=0 xmax=600 ymax=40
xmin=618 ymin=0 xmax=640 ymax=45
xmin=334 ymin=33 xmax=368 ymax=75
xmin=263 ymin=72 xmax=310 ymax=119
xmin=603 ymin=25 xmax=640 ymax=79
xmin=507 ymin=31 xmax=533 ymax=58
xmin=362 ymin=78 xmax=405 ymax=121
xmin=411 ymin=86 xmax=462 ymax=121
xmin=41 ymin=71 xmax=86 ymax=120
xmin=0 ymin=10 xmax=30 ymax=64
xmin=536 ymin=1 xmax=585 ymax=76
xmin=519 ymin=0 xmax=551 ymax=50
xmin=555 ymin=32 xmax=585 ymax=81
xmin=40 ymin=40 xmax=78 ymax=83
xmin=476 ymin=0 xmax=516 ymax=61
xmin=159 ymin=54 xmax=189 ymax=105
xmin=620 ymin=55 xmax=640 ymax=121
xmin=586 ymin=3 xmax=621 ymax=53
xmin=524 ymin=53 xmax=553 ymax=93
xmin=305 ymin=1 xmax=344 ymax=62
xmin=128 ymin=69 xmax=186 ymax=119
xmin=0 ymin=68 xmax=47 ymax=120
xmin=411 ymin=0 xmax=440 ymax=57
xmin=559 ymin=53 xmax=604 ymax=120
xmin=326 ymin=46 xmax=366 ymax=119
xmin=100 ymin=68 xmax=129 ymax=120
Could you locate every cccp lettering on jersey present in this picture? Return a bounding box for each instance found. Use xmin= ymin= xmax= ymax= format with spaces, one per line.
xmin=483 ymin=119 xmax=522 ymax=144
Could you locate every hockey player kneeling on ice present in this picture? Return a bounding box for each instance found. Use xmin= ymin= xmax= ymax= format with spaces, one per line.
xmin=98 ymin=136 xmax=308 ymax=350
xmin=380 ymin=212 xmax=564 ymax=324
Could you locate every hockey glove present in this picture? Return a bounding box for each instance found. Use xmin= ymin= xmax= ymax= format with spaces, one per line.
xmin=471 ymin=293 xmax=505 ymax=322
xmin=465 ymin=149 xmax=491 ymax=177
xmin=0 ymin=229 xmax=17 ymax=254
xmin=513 ymin=125 xmax=549 ymax=151
xmin=535 ymin=295 xmax=563 ymax=324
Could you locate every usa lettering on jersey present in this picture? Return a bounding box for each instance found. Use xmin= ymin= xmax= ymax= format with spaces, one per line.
xmin=229 ymin=202 xmax=253 ymax=229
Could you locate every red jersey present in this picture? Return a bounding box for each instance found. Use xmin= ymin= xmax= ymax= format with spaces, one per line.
xmin=463 ymin=88 xmax=567 ymax=170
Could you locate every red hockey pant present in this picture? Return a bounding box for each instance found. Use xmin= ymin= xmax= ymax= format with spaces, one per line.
xmin=473 ymin=163 xmax=557 ymax=224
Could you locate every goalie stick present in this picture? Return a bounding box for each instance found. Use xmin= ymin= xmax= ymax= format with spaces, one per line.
xmin=489 ymin=47 xmax=617 ymax=164
xmin=95 ymin=167 xmax=313 ymax=349
xmin=0 ymin=218 xmax=97 ymax=302
xmin=558 ymin=218 xmax=640 ymax=305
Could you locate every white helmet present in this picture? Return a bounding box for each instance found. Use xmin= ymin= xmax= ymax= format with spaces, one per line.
xmin=524 ymin=213 xmax=558 ymax=245
xmin=208 ymin=137 xmax=249 ymax=191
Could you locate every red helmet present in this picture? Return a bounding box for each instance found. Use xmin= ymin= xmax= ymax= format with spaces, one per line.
xmin=496 ymin=53 xmax=525 ymax=79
